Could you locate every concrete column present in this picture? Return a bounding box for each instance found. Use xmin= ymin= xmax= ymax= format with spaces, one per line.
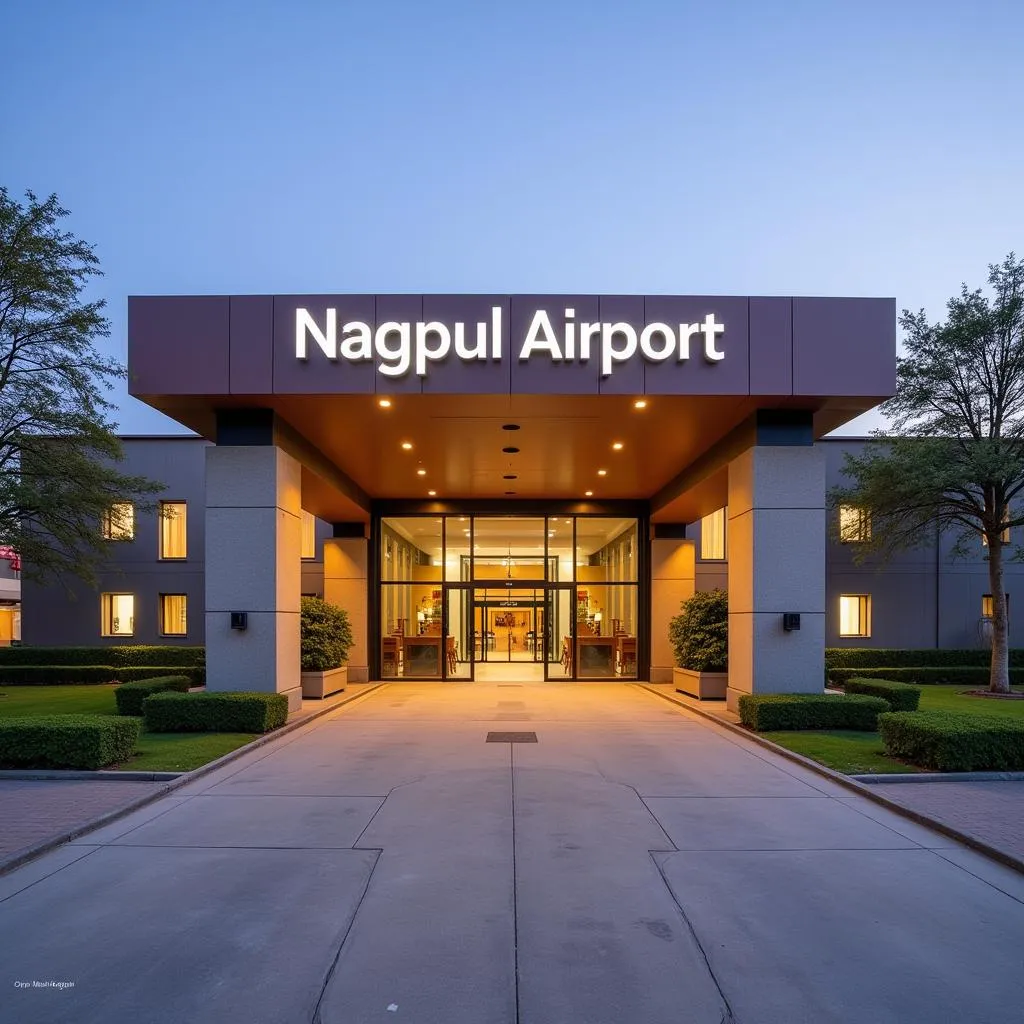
xmin=205 ymin=446 xmax=302 ymax=711
xmin=649 ymin=538 xmax=696 ymax=682
xmin=726 ymin=445 xmax=825 ymax=711
xmin=323 ymin=537 xmax=369 ymax=682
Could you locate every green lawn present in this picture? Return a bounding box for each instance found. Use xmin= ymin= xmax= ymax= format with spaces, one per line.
xmin=762 ymin=684 xmax=1024 ymax=774
xmin=0 ymin=684 xmax=260 ymax=772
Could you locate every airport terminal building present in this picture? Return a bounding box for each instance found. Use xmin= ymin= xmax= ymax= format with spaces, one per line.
xmin=22 ymin=294 xmax=916 ymax=710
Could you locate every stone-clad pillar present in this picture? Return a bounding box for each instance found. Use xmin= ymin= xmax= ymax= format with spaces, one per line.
xmin=323 ymin=537 xmax=369 ymax=682
xmin=726 ymin=444 xmax=825 ymax=711
xmin=204 ymin=446 xmax=302 ymax=711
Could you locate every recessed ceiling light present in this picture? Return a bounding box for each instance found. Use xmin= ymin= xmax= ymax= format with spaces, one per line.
xmin=401 ymin=441 xmax=413 ymax=450
xmin=597 ymin=469 xmax=607 ymax=477
xmin=612 ymin=442 xmax=623 ymax=450
xmin=633 ymin=399 xmax=647 ymax=409
xmin=564 ymin=519 xmax=571 ymax=524
xmin=378 ymin=398 xmax=392 ymax=408
xmin=502 ymin=446 xmax=520 ymax=454
xmin=585 ymin=490 xmax=594 ymax=497
xmin=416 ymin=468 xmax=427 ymax=476
xmin=502 ymin=423 xmax=521 ymax=431
xmin=427 ymin=490 xmax=436 ymax=496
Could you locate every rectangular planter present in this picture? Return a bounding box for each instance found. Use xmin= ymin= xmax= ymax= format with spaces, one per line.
xmin=300 ymin=665 xmax=347 ymax=699
xmin=674 ymin=666 xmax=728 ymax=701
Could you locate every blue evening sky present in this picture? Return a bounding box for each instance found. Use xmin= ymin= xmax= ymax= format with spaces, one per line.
xmin=2 ymin=0 xmax=1022 ymax=435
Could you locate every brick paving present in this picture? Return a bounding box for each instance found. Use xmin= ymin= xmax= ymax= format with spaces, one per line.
xmin=0 ymin=780 xmax=163 ymax=864
xmin=876 ymin=780 xmax=1024 ymax=862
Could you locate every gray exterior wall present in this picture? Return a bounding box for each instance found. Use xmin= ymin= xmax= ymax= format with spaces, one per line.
xmin=21 ymin=437 xmax=328 ymax=647
xmin=22 ymin=434 xmax=1019 ymax=653
xmin=686 ymin=438 xmax=1024 ymax=649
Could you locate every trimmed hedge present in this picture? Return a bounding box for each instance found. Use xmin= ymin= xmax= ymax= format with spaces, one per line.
xmin=0 ymin=645 xmax=204 ymax=668
xmin=739 ymin=693 xmax=889 ymax=731
xmin=840 ymin=677 xmax=921 ymax=712
xmin=825 ymin=647 xmax=1024 ymax=669
xmin=828 ymin=666 xmax=1024 ymax=687
xmin=114 ymin=675 xmax=192 ymax=716
xmin=143 ymin=692 xmax=288 ymax=733
xmin=0 ymin=715 xmax=141 ymax=769
xmin=879 ymin=710 xmax=1024 ymax=771
xmin=0 ymin=665 xmax=204 ymax=686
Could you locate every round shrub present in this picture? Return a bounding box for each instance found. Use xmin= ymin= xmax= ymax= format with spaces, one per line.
xmin=300 ymin=596 xmax=354 ymax=671
xmin=668 ymin=589 xmax=727 ymax=672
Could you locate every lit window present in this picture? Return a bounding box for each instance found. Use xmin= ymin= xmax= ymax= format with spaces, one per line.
xmin=982 ymin=594 xmax=1010 ymax=619
xmin=101 ymin=593 xmax=135 ymax=636
xmin=838 ymin=505 xmax=871 ymax=543
xmin=700 ymin=508 xmax=727 ymax=560
xmin=102 ymin=503 xmax=134 ymax=541
xmin=301 ymin=510 xmax=316 ymax=559
xmin=159 ymin=502 xmax=187 ymax=558
xmin=839 ymin=594 xmax=870 ymax=637
xmin=981 ymin=525 xmax=1011 ymax=546
xmin=160 ymin=594 xmax=187 ymax=636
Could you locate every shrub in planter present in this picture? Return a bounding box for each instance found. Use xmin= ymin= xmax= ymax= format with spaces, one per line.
xmin=879 ymin=710 xmax=1024 ymax=771
xmin=143 ymin=692 xmax=288 ymax=733
xmin=0 ymin=715 xmax=141 ymax=769
xmin=669 ymin=589 xmax=727 ymax=672
xmin=738 ymin=693 xmax=888 ymax=731
xmin=828 ymin=666 xmax=1024 ymax=687
xmin=300 ymin=597 xmax=354 ymax=671
xmin=841 ymin=677 xmax=921 ymax=712
xmin=115 ymin=675 xmax=192 ymax=716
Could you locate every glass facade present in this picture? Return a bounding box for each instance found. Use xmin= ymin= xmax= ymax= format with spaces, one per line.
xmin=159 ymin=502 xmax=187 ymax=558
xmin=376 ymin=513 xmax=642 ymax=680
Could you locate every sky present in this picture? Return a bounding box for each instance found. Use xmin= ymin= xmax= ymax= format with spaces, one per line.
xmin=2 ymin=0 xmax=1022 ymax=435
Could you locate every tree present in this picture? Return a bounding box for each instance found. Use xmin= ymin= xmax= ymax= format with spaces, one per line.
xmin=0 ymin=189 xmax=162 ymax=582
xmin=831 ymin=253 xmax=1024 ymax=693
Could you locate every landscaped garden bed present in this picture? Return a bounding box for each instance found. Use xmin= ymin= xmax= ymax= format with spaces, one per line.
xmin=0 ymin=684 xmax=260 ymax=772
xmin=757 ymin=684 xmax=1024 ymax=774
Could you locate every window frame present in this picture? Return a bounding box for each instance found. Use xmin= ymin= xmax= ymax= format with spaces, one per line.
xmin=101 ymin=592 xmax=136 ymax=637
xmin=158 ymin=500 xmax=188 ymax=560
xmin=838 ymin=504 xmax=871 ymax=543
xmin=159 ymin=593 xmax=188 ymax=637
xmin=101 ymin=503 xmax=135 ymax=542
xmin=838 ymin=593 xmax=871 ymax=638
xmin=699 ymin=508 xmax=727 ymax=561
xmin=301 ymin=510 xmax=317 ymax=560
xmin=982 ymin=593 xmax=1010 ymax=619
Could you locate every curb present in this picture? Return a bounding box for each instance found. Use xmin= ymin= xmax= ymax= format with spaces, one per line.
xmin=0 ymin=684 xmax=385 ymax=877
xmin=637 ymin=684 xmax=1024 ymax=876
xmin=852 ymin=771 xmax=1024 ymax=784
xmin=0 ymin=770 xmax=183 ymax=782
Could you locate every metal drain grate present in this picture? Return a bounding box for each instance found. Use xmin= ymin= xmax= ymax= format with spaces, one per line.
xmin=486 ymin=731 xmax=538 ymax=743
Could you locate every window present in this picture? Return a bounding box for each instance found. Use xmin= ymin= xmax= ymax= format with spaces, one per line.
xmin=101 ymin=593 xmax=135 ymax=636
xmin=160 ymin=594 xmax=187 ymax=636
xmin=839 ymin=594 xmax=870 ymax=637
xmin=982 ymin=594 xmax=1009 ymax=619
xmin=838 ymin=505 xmax=871 ymax=543
xmin=700 ymin=508 xmax=727 ymax=560
xmin=159 ymin=502 xmax=187 ymax=558
xmin=981 ymin=525 xmax=1011 ymax=547
xmin=301 ymin=510 xmax=316 ymax=559
xmin=102 ymin=503 xmax=134 ymax=541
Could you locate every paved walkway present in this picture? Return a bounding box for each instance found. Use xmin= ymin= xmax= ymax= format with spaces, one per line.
xmin=1 ymin=683 xmax=1023 ymax=1024
xmin=877 ymin=779 xmax=1024 ymax=862
xmin=0 ymin=779 xmax=164 ymax=862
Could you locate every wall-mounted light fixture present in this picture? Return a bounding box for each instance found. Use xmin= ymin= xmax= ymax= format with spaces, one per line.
xmin=230 ymin=611 xmax=248 ymax=631
xmin=782 ymin=612 xmax=800 ymax=631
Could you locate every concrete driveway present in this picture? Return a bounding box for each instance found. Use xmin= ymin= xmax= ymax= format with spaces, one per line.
xmin=1 ymin=683 xmax=1022 ymax=1024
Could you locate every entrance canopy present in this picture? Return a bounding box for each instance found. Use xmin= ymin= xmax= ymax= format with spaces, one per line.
xmin=128 ymin=294 xmax=895 ymax=521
